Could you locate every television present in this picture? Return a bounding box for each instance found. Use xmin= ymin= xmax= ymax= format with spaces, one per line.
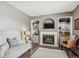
xmin=43 ymin=23 xmax=54 ymax=29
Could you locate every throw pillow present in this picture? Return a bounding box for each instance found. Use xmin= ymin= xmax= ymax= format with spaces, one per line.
xmin=18 ymin=40 xmax=26 ymax=44
xmin=7 ymin=37 xmax=19 ymax=47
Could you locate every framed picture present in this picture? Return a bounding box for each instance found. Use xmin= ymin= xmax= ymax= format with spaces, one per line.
xmin=74 ymin=18 xmax=79 ymax=30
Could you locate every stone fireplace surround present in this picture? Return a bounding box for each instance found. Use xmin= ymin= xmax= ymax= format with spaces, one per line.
xmin=40 ymin=32 xmax=58 ymax=47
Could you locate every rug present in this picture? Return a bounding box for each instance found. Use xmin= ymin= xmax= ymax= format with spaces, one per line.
xmin=31 ymin=48 xmax=68 ymax=58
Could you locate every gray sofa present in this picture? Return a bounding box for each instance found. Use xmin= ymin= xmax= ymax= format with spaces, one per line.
xmin=0 ymin=30 xmax=32 ymax=58
xmin=0 ymin=40 xmax=32 ymax=58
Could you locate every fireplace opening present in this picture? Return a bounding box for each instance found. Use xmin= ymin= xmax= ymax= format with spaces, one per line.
xmin=43 ymin=34 xmax=54 ymax=45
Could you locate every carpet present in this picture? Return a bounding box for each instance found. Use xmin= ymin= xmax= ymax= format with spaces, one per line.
xmin=31 ymin=47 xmax=68 ymax=58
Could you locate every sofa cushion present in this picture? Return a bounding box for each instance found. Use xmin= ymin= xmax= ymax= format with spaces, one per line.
xmin=0 ymin=48 xmax=5 ymax=58
xmin=4 ymin=41 xmax=31 ymax=58
xmin=1 ymin=42 xmax=9 ymax=52
xmin=0 ymin=42 xmax=9 ymax=58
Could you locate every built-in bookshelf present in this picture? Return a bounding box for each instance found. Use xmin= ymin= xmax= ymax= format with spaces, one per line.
xmin=58 ymin=16 xmax=72 ymax=47
xmin=58 ymin=16 xmax=72 ymax=38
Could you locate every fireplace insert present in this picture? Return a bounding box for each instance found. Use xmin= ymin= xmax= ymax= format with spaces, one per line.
xmin=43 ymin=35 xmax=54 ymax=45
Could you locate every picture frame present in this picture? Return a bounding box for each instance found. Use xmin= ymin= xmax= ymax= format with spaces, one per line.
xmin=74 ymin=18 xmax=79 ymax=30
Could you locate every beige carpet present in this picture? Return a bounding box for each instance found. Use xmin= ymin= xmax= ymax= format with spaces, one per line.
xmin=31 ymin=47 xmax=68 ymax=58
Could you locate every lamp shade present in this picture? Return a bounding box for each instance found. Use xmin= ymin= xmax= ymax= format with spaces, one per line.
xmin=26 ymin=31 xmax=30 ymax=36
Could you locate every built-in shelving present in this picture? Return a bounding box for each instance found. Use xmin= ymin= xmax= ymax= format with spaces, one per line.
xmin=58 ymin=16 xmax=72 ymax=47
xmin=58 ymin=16 xmax=72 ymax=37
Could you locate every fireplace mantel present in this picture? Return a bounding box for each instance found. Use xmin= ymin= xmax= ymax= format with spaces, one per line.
xmin=40 ymin=32 xmax=58 ymax=47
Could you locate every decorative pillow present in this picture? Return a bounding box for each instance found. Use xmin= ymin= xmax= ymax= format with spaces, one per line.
xmin=18 ymin=40 xmax=26 ymax=44
xmin=7 ymin=37 xmax=19 ymax=47
xmin=75 ymin=35 xmax=79 ymax=40
xmin=71 ymin=35 xmax=76 ymax=40
xmin=0 ymin=42 xmax=9 ymax=57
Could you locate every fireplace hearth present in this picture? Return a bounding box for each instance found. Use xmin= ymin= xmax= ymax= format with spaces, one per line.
xmin=43 ymin=35 xmax=54 ymax=45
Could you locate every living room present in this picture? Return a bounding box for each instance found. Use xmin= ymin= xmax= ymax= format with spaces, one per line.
xmin=0 ymin=0 xmax=79 ymax=58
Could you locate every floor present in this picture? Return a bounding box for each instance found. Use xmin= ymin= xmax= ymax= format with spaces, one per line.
xmin=20 ymin=44 xmax=64 ymax=58
xmin=31 ymin=47 xmax=68 ymax=58
xmin=20 ymin=44 xmax=39 ymax=58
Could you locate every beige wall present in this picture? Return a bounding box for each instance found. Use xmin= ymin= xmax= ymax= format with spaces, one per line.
xmin=0 ymin=2 xmax=31 ymax=31
xmin=0 ymin=2 xmax=31 ymax=45
xmin=73 ymin=5 xmax=79 ymax=35
xmin=31 ymin=12 xmax=72 ymax=33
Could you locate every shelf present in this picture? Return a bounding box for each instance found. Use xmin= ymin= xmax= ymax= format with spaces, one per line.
xmin=59 ymin=29 xmax=70 ymax=32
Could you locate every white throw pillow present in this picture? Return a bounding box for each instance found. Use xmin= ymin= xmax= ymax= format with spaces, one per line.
xmin=71 ymin=35 xmax=76 ymax=40
xmin=18 ymin=39 xmax=26 ymax=44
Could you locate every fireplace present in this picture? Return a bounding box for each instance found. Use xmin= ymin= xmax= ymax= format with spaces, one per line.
xmin=43 ymin=35 xmax=54 ymax=45
xmin=40 ymin=32 xmax=58 ymax=47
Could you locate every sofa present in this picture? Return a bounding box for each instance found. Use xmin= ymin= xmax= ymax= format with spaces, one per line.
xmin=0 ymin=40 xmax=32 ymax=58
xmin=0 ymin=30 xmax=32 ymax=58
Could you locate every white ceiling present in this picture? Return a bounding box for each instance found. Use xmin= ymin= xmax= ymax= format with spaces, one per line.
xmin=6 ymin=1 xmax=79 ymax=16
